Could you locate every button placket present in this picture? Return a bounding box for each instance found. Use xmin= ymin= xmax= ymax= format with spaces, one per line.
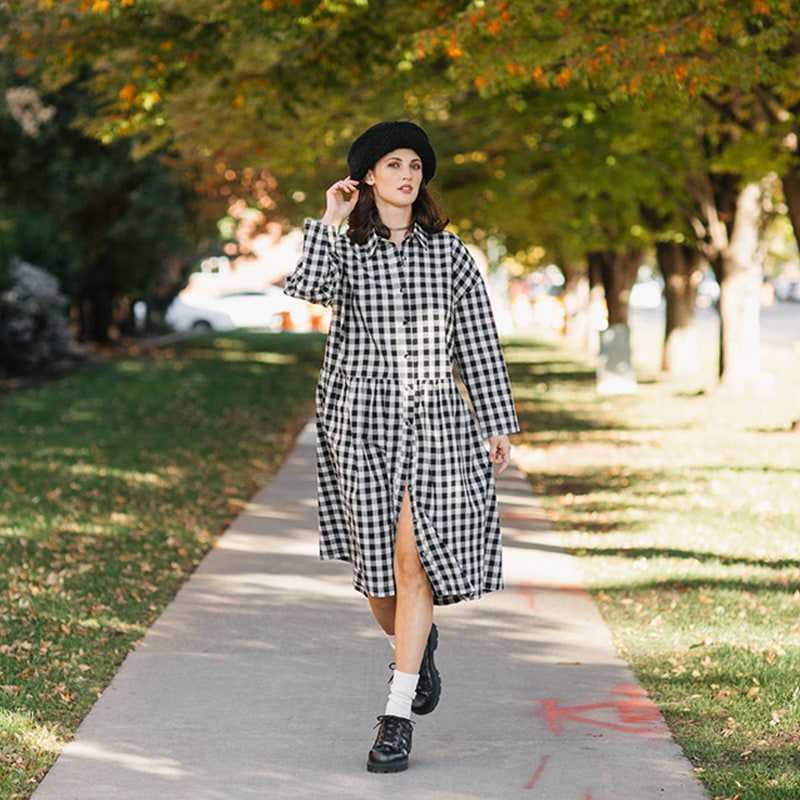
xmin=396 ymin=252 xmax=416 ymax=431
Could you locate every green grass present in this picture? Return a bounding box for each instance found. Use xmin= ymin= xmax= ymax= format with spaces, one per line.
xmin=507 ymin=336 xmax=800 ymax=800
xmin=0 ymin=333 xmax=325 ymax=799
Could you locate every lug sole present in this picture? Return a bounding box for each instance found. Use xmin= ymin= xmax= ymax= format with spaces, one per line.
xmin=367 ymin=758 xmax=409 ymax=773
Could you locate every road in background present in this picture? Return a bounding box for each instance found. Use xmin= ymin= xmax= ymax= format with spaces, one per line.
xmin=630 ymin=303 xmax=800 ymax=351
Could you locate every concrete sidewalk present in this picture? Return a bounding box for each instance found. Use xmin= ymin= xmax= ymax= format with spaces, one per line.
xmin=33 ymin=424 xmax=709 ymax=800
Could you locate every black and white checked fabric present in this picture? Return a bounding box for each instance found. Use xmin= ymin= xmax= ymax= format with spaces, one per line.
xmin=285 ymin=219 xmax=519 ymax=605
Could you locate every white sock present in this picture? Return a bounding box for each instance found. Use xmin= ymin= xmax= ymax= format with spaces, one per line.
xmin=385 ymin=670 xmax=418 ymax=719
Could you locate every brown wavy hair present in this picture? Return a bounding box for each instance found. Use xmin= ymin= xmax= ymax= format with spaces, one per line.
xmin=346 ymin=183 xmax=448 ymax=244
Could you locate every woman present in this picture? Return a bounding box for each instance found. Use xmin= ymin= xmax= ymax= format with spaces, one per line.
xmin=285 ymin=121 xmax=518 ymax=773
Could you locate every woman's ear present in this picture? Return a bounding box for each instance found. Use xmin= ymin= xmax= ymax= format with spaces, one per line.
xmin=364 ymin=170 xmax=375 ymax=186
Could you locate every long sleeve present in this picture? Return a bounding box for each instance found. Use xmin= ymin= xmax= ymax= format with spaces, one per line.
xmin=453 ymin=272 xmax=519 ymax=440
xmin=284 ymin=219 xmax=343 ymax=307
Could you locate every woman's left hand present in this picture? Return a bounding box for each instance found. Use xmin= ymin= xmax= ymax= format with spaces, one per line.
xmin=488 ymin=435 xmax=512 ymax=475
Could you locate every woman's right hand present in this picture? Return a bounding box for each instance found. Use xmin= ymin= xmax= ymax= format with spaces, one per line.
xmin=321 ymin=177 xmax=360 ymax=228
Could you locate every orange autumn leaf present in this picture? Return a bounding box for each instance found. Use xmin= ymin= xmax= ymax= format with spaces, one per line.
xmin=487 ymin=18 xmax=502 ymax=35
xmin=446 ymin=38 xmax=463 ymax=59
xmin=554 ymin=67 xmax=572 ymax=87
xmin=474 ymin=75 xmax=487 ymax=89
xmin=119 ymin=82 xmax=136 ymax=104
xmin=532 ymin=65 xmax=549 ymax=86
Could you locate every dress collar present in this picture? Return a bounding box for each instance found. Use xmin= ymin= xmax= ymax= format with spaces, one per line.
xmin=363 ymin=222 xmax=431 ymax=257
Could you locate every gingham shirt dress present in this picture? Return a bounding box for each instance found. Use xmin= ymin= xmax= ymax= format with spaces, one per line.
xmin=285 ymin=219 xmax=519 ymax=606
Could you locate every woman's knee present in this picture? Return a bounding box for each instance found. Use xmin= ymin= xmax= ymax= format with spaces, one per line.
xmin=394 ymin=546 xmax=430 ymax=592
xmin=393 ymin=488 xmax=430 ymax=592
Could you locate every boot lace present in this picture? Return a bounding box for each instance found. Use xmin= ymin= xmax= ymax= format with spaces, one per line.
xmin=373 ymin=715 xmax=413 ymax=752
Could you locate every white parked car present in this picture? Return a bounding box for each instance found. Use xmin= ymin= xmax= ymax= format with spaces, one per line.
xmin=165 ymin=288 xmax=312 ymax=333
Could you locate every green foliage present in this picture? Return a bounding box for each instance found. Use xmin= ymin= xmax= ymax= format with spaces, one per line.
xmin=0 ymin=72 xmax=211 ymax=342
xmin=3 ymin=0 xmax=459 ymax=171
xmin=0 ymin=213 xmax=13 ymax=288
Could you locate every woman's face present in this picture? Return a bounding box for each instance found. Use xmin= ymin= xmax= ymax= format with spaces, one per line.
xmin=364 ymin=148 xmax=423 ymax=213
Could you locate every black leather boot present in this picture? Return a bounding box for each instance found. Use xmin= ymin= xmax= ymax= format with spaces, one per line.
xmin=367 ymin=715 xmax=414 ymax=773
xmin=412 ymin=622 xmax=441 ymax=715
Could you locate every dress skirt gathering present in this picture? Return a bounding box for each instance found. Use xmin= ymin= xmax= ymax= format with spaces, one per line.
xmin=285 ymin=219 xmax=519 ymax=606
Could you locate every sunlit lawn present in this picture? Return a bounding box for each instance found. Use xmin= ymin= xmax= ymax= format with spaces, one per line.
xmin=0 ymin=333 xmax=325 ymax=799
xmin=508 ymin=332 xmax=800 ymax=800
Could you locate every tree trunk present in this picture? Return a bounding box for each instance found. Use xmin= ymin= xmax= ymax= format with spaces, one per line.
xmin=586 ymin=252 xmax=606 ymax=354
xmin=588 ymin=249 xmax=641 ymax=393
xmin=656 ymin=241 xmax=703 ymax=375
xmin=592 ymin=249 xmax=641 ymax=326
xmin=77 ymin=291 xmax=115 ymax=343
xmin=715 ymin=182 xmax=765 ymax=392
xmin=560 ymin=255 xmax=590 ymax=347
xmin=781 ymin=162 xmax=800 ymax=253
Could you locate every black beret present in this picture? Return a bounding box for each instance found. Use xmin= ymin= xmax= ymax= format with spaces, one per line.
xmin=347 ymin=121 xmax=436 ymax=184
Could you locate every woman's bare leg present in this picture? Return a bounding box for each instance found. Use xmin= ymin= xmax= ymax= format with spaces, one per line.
xmin=367 ymin=489 xmax=433 ymax=668
xmin=392 ymin=488 xmax=433 ymax=674
xmin=368 ymin=595 xmax=396 ymax=636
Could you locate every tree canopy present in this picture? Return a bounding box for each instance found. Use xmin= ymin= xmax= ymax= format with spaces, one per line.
xmin=4 ymin=2 xmax=798 ymax=232
xmin=1 ymin=0 xmax=799 ymax=372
